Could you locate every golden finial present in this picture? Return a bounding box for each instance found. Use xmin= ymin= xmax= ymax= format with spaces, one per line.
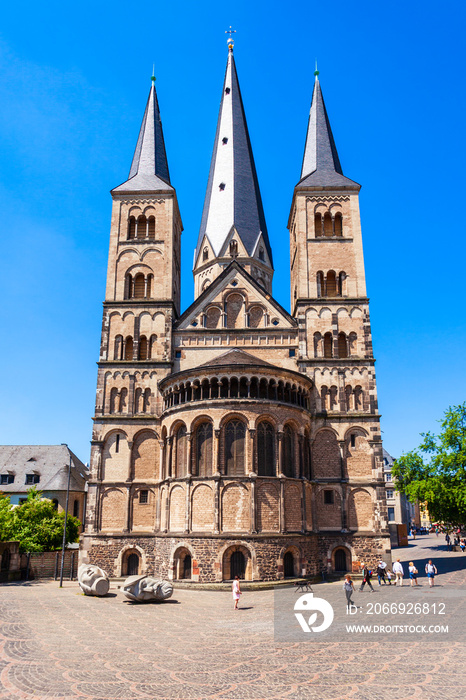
xmin=225 ymin=26 xmax=236 ymax=51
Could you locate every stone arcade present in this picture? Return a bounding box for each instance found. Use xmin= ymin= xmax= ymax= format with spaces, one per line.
xmin=80 ymin=41 xmax=391 ymax=582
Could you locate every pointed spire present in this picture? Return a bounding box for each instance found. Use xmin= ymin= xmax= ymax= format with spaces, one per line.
xmin=298 ymin=73 xmax=359 ymax=190
xmin=113 ymin=77 xmax=173 ymax=193
xmin=194 ymin=48 xmax=273 ymax=266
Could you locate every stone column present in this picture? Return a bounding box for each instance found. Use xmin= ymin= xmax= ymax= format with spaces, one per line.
xmin=126 ymin=441 xmax=133 ymax=481
xmin=249 ymin=429 xmax=256 ymax=475
xmin=186 ymin=433 xmax=192 ymax=477
xmin=250 ymin=474 xmax=257 ymax=533
xmin=338 ymin=440 xmax=346 ymax=480
xmin=213 ymin=429 xmax=220 ymax=475
xmin=124 ymin=485 xmax=131 ymax=533
xmin=214 ymin=474 xmax=221 ymax=534
xmin=279 ymin=476 xmax=286 ymax=533
xmin=277 ymin=431 xmax=284 ymax=476
xmin=158 ymin=440 xmax=165 ymax=480
xmin=185 ymin=478 xmax=191 ymax=533
xmin=167 ymin=437 xmax=173 ymax=478
xmin=301 ymin=479 xmax=307 ymax=533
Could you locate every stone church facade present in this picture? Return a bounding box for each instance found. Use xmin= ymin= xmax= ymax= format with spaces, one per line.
xmin=81 ymin=43 xmax=391 ymax=582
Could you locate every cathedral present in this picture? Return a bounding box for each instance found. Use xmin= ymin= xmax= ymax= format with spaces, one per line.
xmin=81 ymin=40 xmax=391 ymax=582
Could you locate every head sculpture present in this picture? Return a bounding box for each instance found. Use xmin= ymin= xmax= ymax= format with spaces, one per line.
xmin=78 ymin=564 xmax=110 ymax=597
xmin=122 ymin=575 xmax=173 ymax=603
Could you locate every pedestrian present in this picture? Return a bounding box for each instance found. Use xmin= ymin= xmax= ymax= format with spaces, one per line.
xmin=376 ymin=561 xmax=387 ymax=585
xmin=386 ymin=569 xmax=393 ymax=585
xmin=392 ymin=558 xmax=404 ymax=586
xmin=343 ymin=575 xmax=356 ymax=609
xmin=460 ymin=539 xmax=465 ymax=553
xmin=454 ymin=536 xmax=460 ymax=548
xmin=232 ymin=575 xmax=241 ymax=609
xmin=435 ymin=527 xmax=439 ymax=537
xmin=408 ymin=561 xmax=420 ymax=587
xmin=445 ymin=533 xmax=451 ymax=551
xmin=425 ymin=560 xmax=437 ymax=587
xmin=359 ymin=563 xmax=375 ymax=592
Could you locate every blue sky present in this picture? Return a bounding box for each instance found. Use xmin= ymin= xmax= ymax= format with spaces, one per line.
xmin=0 ymin=0 xmax=464 ymax=464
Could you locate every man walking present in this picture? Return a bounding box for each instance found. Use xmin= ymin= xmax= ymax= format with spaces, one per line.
xmin=359 ymin=564 xmax=375 ymax=592
xmin=392 ymin=558 xmax=404 ymax=586
xmin=376 ymin=561 xmax=387 ymax=585
xmin=425 ymin=560 xmax=438 ymax=587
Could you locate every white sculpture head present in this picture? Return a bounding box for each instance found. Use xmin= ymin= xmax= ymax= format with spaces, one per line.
xmin=78 ymin=564 xmax=110 ymax=597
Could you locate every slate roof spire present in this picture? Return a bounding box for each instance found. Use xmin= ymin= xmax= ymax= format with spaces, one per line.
xmin=298 ymin=73 xmax=360 ymax=190
xmin=113 ymin=76 xmax=173 ymax=193
xmin=194 ymin=44 xmax=273 ymax=266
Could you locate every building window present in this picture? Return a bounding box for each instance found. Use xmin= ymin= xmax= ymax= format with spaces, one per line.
xmin=0 ymin=474 xmax=14 ymax=485
xmin=224 ymin=420 xmax=246 ymax=476
xmin=289 ymin=349 xmax=296 ymax=357
xmin=203 ymin=247 xmax=209 ymax=261
xmin=385 ymin=472 xmax=392 ymax=482
xmin=324 ymin=489 xmax=334 ymax=504
xmin=257 ymin=421 xmax=275 ymax=477
xmin=25 ymin=474 xmax=40 ymax=485
xmin=116 ymin=434 xmax=120 ymax=453
xmin=386 ymin=489 xmax=394 ymax=499
xmin=195 ymin=422 xmax=213 ymax=477
xmin=388 ymin=507 xmax=395 ymax=521
xmin=283 ymin=425 xmax=295 ymax=478
xmin=139 ymin=490 xmax=149 ymax=504
xmin=175 ymin=350 xmax=182 ymax=359
xmin=73 ymin=499 xmax=79 ymax=518
xmin=259 ymin=247 xmax=265 ymax=261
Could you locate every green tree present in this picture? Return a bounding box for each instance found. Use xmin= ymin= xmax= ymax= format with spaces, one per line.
xmin=392 ymin=402 xmax=466 ymax=527
xmin=0 ymin=493 xmax=14 ymax=541
xmin=1 ymin=488 xmax=81 ymax=552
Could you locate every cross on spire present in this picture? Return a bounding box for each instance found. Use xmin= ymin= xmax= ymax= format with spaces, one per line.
xmin=225 ymin=26 xmax=236 ymax=50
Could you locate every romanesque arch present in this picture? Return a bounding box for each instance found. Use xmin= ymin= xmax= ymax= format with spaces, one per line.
xmin=221 ymin=483 xmax=250 ymax=532
xmin=312 ymin=429 xmax=341 ymax=478
xmin=191 ymin=484 xmax=214 ymax=531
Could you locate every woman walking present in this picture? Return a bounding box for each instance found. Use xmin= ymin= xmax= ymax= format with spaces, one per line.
xmin=408 ymin=562 xmax=420 ymax=586
xmin=425 ymin=560 xmax=437 ymax=587
xmin=343 ymin=575 xmax=356 ymax=608
xmin=232 ymin=575 xmax=242 ymax=609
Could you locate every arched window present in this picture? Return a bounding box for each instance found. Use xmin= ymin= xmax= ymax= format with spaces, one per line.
xmin=146 ymin=275 xmax=152 ymax=298
xmin=329 ymin=385 xmax=338 ymax=410
xmin=338 ymin=332 xmax=348 ymax=358
xmin=203 ymin=247 xmax=209 ymax=261
xmin=226 ymin=294 xmax=243 ymax=328
xmin=125 ymin=273 xmax=132 ymax=299
xmin=195 ymin=422 xmax=213 ymax=477
xmin=314 ymin=212 xmax=323 ymax=237
xmin=206 ymin=306 xmax=221 ymax=329
xmin=324 ymin=212 xmax=333 ymax=236
xmin=224 ymin=420 xmax=246 ymax=476
xmin=124 ymin=336 xmax=133 ymax=360
xmin=114 ymin=335 xmax=123 ymax=360
xmin=175 ymin=426 xmax=187 ymax=478
xmin=283 ymin=425 xmax=295 ymax=478
xmin=230 ymin=240 xmax=238 ymax=257
xmin=354 ymin=386 xmax=363 ymax=410
xmin=326 ymin=271 xmax=337 ymax=297
xmin=324 ymin=332 xmax=333 ymax=358
xmin=139 ymin=336 xmax=148 ymax=360
xmin=303 ymin=436 xmax=311 ymax=479
xmin=249 ymin=306 xmax=263 ymax=328
xmin=134 ymin=274 xmax=145 ymax=298
xmin=134 ymin=387 xmax=142 ymax=413
xmin=259 ymin=247 xmax=265 ymax=261
xmin=128 ymin=217 xmax=136 ymax=240
xmin=148 ymin=216 xmax=155 ymax=239
xmin=73 ymin=499 xmax=79 ymax=518
xmin=109 ymin=388 xmax=118 ymax=414
xmin=143 ymin=388 xmax=151 ymax=413
xmin=345 ymin=385 xmax=353 ymax=411
xmin=316 ymin=271 xmax=324 ymax=297
xmin=149 ymin=334 xmax=157 ymax=358
xmin=257 ymin=421 xmax=275 ymax=476
xmin=321 ymin=386 xmax=329 ymax=411
xmin=334 ymin=212 xmax=343 ymax=237
xmin=119 ymin=388 xmax=128 ymax=413
xmin=339 ymin=271 xmax=346 ymax=295
xmin=137 ymin=215 xmax=146 ymax=239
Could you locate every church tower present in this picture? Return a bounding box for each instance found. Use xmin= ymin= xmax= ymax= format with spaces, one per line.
xmin=193 ymin=44 xmax=274 ymax=297
xmin=83 ymin=77 xmax=182 ymax=544
xmin=288 ymin=70 xmax=386 ymax=534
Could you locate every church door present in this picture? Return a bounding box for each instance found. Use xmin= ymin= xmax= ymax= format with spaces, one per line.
xmin=127 ymin=553 xmax=139 ymax=576
xmin=230 ymin=551 xmax=246 ymax=579
xmin=183 ymin=555 xmax=192 ymax=579
xmin=334 ymin=548 xmax=347 ymax=572
xmin=284 ymin=551 xmax=295 ymax=578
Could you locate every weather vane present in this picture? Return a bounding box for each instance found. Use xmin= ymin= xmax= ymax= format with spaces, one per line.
xmin=225 ymin=26 xmax=236 ymax=51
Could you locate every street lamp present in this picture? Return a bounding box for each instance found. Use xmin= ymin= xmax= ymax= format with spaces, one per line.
xmin=59 ymin=444 xmax=72 ymax=588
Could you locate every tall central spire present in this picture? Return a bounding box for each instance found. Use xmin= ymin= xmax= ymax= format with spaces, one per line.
xmin=194 ymin=45 xmax=273 ymax=276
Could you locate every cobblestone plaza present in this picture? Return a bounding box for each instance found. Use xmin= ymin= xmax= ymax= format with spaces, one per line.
xmin=1 ymin=535 xmax=465 ymax=699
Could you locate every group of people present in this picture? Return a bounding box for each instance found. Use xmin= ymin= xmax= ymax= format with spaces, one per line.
xmin=343 ymin=558 xmax=439 ymax=605
xmin=445 ymin=533 xmax=466 ymax=552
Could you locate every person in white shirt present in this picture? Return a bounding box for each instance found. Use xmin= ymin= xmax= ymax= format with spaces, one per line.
xmin=425 ymin=560 xmax=438 ymax=587
xmin=392 ymin=558 xmax=404 ymax=586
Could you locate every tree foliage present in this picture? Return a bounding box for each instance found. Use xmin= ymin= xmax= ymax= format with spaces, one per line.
xmin=392 ymin=403 xmax=466 ymax=527
xmin=0 ymin=487 xmax=80 ymax=552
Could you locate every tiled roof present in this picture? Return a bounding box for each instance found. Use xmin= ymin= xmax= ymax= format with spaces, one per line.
xmin=112 ymin=82 xmax=173 ymax=194
xmin=0 ymin=445 xmax=88 ymax=494
xmin=198 ymin=349 xmax=275 ymax=368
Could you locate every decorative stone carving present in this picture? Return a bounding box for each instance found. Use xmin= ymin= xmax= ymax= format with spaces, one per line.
xmin=122 ymin=575 xmax=173 ymax=602
xmin=78 ymin=564 xmax=110 ymax=596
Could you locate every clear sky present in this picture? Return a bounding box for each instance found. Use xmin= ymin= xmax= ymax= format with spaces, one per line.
xmin=0 ymin=0 xmax=464 ymax=465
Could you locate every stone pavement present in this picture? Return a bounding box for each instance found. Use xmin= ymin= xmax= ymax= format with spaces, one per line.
xmin=1 ymin=535 xmax=465 ymax=700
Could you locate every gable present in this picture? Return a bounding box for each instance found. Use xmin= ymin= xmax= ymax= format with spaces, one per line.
xmin=176 ymin=263 xmax=296 ymax=331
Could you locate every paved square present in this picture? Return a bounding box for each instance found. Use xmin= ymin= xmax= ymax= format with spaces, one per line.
xmin=1 ymin=535 xmax=465 ymax=699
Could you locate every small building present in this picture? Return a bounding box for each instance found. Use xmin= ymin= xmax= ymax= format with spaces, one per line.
xmin=0 ymin=445 xmax=88 ymax=526
xmin=383 ymin=449 xmax=416 ymax=528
